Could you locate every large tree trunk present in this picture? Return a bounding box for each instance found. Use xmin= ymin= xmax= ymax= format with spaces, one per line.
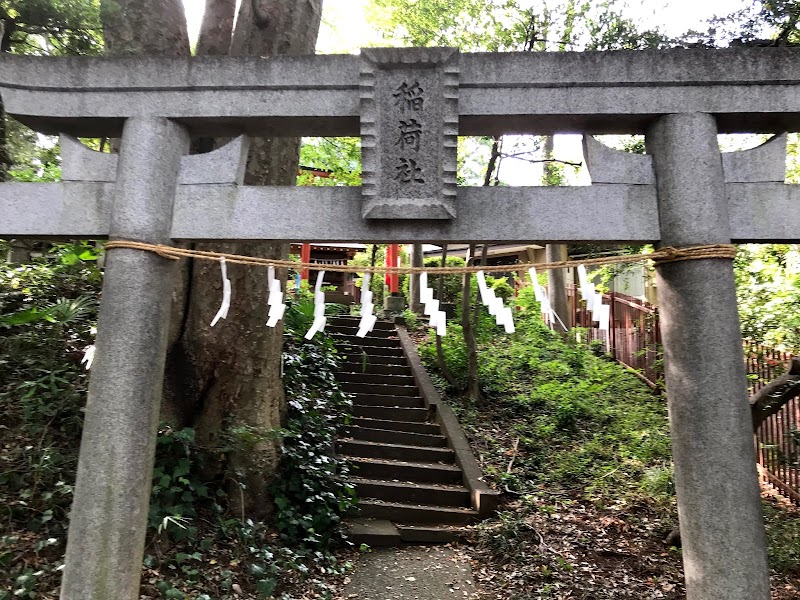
xmin=435 ymin=244 xmax=458 ymax=387
xmin=101 ymin=0 xmax=189 ymax=56
xmin=197 ymin=0 xmax=236 ymax=56
xmin=409 ymin=243 xmax=424 ymax=314
xmin=461 ymin=243 xmax=483 ymax=402
xmin=103 ymin=0 xmax=323 ymax=518
xmin=543 ymin=136 xmax=570 ymax=333
xmin=164 ymin=0 xmax=323 ymax=518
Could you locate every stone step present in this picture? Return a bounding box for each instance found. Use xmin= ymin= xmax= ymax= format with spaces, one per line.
xmin=350 ymin=394 xmax=425 ymax=408
xmin=349 ymin=476 xmax=470 ymax=507
xmin=351 ymin=405 xmax=430 ymax=422
xmin=350 ymin=417 xmax=441 ymax=435
xmin=337 ymin=372 xmax=416 ymax=386
xmin=396 ymin=524 xmax=468 ymax=544
xmin=337 ymin=439 xmax=454 ymax=463
xmin=345 ymin=519 xmax=401 ymax=547
xmin=346 ymin=457 xmax=463 ymax=484
xmin=344 ymin=519 xmax=467 ymax=546
xmin=341 ymin=362 xmax=411 ymax=376
xmin=342 ymin=425 xmax=446 ymax=447
xmin=342 ymin=354 xmax=407 ymax=366
xmin=328 ymin=324 xmax=395 ymax=338
xmin=329 ymin=316 xmax=394 ymax=331
xmin=356 ymin=499 xmax=479 ymax=525
xmin=342 ymin=345 xmax=404 ymax=358
xmin=343 ymin=382 xmax=420 ymax=397
xmin=332 ymin=333 xmax=400 ymax=348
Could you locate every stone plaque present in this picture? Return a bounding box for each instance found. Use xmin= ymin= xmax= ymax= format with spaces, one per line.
xmin=360 ymin=47 xmax=459 ymax=219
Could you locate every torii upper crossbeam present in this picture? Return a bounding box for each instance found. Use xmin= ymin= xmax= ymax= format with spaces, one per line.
xmin=2 ymin=47 xmax=799 ymax=600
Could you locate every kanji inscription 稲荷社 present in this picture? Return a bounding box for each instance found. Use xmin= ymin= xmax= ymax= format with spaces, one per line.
xmin=360 ymin=47 xmax=459 ymax=218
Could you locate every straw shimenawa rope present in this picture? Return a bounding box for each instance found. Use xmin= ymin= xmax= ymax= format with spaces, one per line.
xmin=104 ymin=241 xmax=736 ymax=274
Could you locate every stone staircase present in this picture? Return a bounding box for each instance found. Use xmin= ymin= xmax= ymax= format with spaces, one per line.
xmin=328 ymin=315 xmax=498 ymax=545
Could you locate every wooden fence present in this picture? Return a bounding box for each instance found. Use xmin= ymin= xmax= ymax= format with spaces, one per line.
xmin=565 ymin=287 xmax=800 ymax=505
xmin=746 ymin=341 xmax=800 ymax=504
xmin=567 ymin=286 xmax=662 ymax=388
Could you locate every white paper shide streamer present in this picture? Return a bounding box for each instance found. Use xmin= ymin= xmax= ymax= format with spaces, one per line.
xmin=210 ymin=257 xmax=232 ymax=327
xmin=420 ymin=272 xmax=447 ymax=337
xmin=357 ymin=274 xmax=377 ymax=337
xmin=528 ymin=267 xmax=552 ymax=327
xmin=266 ymin=266 xmax=286 ymax=327
xmin=576 ymin=264 xmax=610 ymax=333
xmin=478 ymin=270 xmax=514 ymax=333
xmin=304 ymin=271 xmax=327 ymax=340
xmin=81 ymin=345 xmax=96 ymax=370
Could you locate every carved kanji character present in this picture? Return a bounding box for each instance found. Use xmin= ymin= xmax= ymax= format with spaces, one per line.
xmin=393 ymin=81 xmax=424 ymax=111
xmin=394 ymin=158 xmax=425 ymax=183
xmin=395 ymin=118 xmax=423 ymax=151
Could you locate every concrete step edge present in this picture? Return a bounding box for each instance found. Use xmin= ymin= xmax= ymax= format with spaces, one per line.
xmin=344 ymin=456 xmax=462 ymax=470
xmin=338 ymin=439 xmax=453 ymax=453
xmin=349 ymin=417 xmax=440 ymax=433
xmin=347 ymin=476 xmax=468 ymax=493
xmin=342 ymin=425 xmax=445 ymax=441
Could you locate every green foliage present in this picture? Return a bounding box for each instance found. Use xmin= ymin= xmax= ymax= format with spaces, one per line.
xmin=419 ymin=289 xmax=672 ymax=497
xmin=273 ymin=321 xmax=356 ymax=549
xmin=7 ymin=140 xmax=61 ymax=182
xmin=0 ymin=245 xmax=100 ymax=596
xmin=401 ymin=255 xmax=465 ymax=306
xmin=764 ymin=503 xmax=800 ymax=574
xmin=1 ymin=0 xmax=103 ymax=56
xmin=734 ymin=244 xmax=800 ymax=351
xmin=401 ymin=308 xmax=419 ymax=329
xmin=685 ymin=0 xmax=800 ymax=46
xmin=0 ymin=247 xmax=355 ymax=597
xmin=148 ymin=427 xmax=209 ymax=541
xmin=298 ymin=137 xmax=361 ymax=186
xmin=788 ymin=133 xmax=800 ymax=184
xmin=139 ymin=307 xmax=356 ymax=596
xmin=371 ymin=0 xmax=665 ymax=52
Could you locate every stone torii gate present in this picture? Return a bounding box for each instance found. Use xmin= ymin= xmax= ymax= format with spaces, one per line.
xmin=2 ymin=47 xmax=800 ymax=600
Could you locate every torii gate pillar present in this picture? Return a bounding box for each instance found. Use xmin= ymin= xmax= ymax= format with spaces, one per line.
xmin=647 ymin=113 xmax=769 ymax=599
xmin=60 ymin=118 xmax=190 ymax=600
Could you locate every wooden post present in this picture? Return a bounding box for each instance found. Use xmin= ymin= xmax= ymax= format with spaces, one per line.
xmin=300 ymin=243 xmax=311 ymax=281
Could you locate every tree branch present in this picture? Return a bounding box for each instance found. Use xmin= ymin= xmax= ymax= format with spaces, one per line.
xmin=500 ymin=153 xmax=583 ymax=168
xmin=750 ymin=357 xmax=800 ymax=430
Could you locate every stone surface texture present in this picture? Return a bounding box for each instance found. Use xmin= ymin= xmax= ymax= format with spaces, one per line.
xmin=178 ymin=135 xmax=249 ymax=185
xmin=168 ymin=184 xmax=660 ymax=243
xmin=647 ymin=112 xmax=770 ymax=600
xmin=60 ymin=134 xmax=118 ymax=182
xmin=341 ymin=545 xmax=477 ymax=599
xmin=7 ymin=180 xmax=800 ymax=244
xmin=3 ymin=48 xmax=800 ymax=137
xmin=59 ymin=117 xmax=189 ymax=600
xmin=583 ymin=134 xmax=655 ymax=184
xmin=721 ymin=133 xmax=787 ymax=183
xmin=361 ymin=47 xmax=458 ymax=219
xmin=396 ymin=326 xmax=500 ymax=516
